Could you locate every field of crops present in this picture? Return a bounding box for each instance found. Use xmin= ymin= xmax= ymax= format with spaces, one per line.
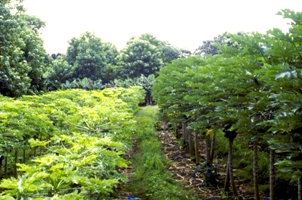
xmin=0 ymin=87 xmax=145 ymax=199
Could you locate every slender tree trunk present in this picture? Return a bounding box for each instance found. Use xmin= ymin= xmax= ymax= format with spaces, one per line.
xmin=181 ymin=122 xmax=185 ymax=151
xmin=224 ymin=164 xmax=230 ymax=192
xmin=210 ymin=134 xmax=216 ymax=164
xmin=181 ymin=122 xmax=188 ymax=148
xmin=182 ymin=122 xmax=188 ymax=152
xmin=253 ymin=141 xmax=260 ymax=200
xmin=4 ymin=155 xmax=7 ymax=178
xmin=270 ymin=149 xmax=275 ymax=200
xmin=14 ymin=149 xmax=18 ymax=178
xmin=205 ymin=135 xmax=211 ymax=164
xmin=0 ymin=156 xmax=3 ymax=180
xmin=23 ymin=147 xmax=26 ymax=163
xmin=145 ymin=90 xmax=152 ymax=105
xmin=33 ymin=147 xmax=36 ymax=157
xmin=205 ymin=134 xmax=216 ymax=186
xmin=40 ymin=136 xmax=43 ymax=155
xmin=188 ymin=129 xmax=194 ymax=157
xmin=145 ymin=94 xmax=149 ymax=105
xmin=182 ymin=123 xmax=185 ymax=137
xmin=149 ymin=93 xmax=153 ymax=105
xmin=194 ymin=132 xmax=200 ymax=163
xmin=228 ymin=139 xmax=239 ymax=198
xmin=299 ymin=176 xmax=302 ymax=200
xmin=174 ymin=123 xmax=179 ymax=138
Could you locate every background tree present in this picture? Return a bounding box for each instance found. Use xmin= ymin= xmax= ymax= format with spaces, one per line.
xmin=161 ymin=41 xmax=181 ymax=64
xmin=193 ymin=32 xmax=242 ymax=57
xmin=0 ymin=2 xmax=48 ymax=97
xmin=66 ymin=32 xmax=118 ymax=82
xmin=45 ymin=55 xmax=74 ymax=90
xmin=117 ymin=33 xmax=164 ymax=78
xmin=19 ymin=14 xmax=49 ymax=94
xmin=102 ymin=42 xmax=119 ymax=83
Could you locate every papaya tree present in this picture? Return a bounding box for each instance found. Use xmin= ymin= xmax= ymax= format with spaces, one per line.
xmin=255 ymin=9 xmax=302 ymax=200
xmin=152 ymin=56 xmax=205 ymax=141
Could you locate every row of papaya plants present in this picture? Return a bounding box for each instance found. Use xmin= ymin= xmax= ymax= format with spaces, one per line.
xmin=152 ymin=9 xmax=302 ymax=200
xmin=0 ymin=87 xmax=145 ymax=199
xmin=49 ymin=73 xmax=156 ymax=106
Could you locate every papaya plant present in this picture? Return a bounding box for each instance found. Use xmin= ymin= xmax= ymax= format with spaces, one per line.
xmin=0 ymin=133 xmax=128 ymax=199
xmin=152 ymin=10 xmax=302 ymax=199
xmin=0 ymin=87 xmax=145 ymax=198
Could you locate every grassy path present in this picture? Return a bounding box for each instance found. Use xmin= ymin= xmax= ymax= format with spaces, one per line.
xmin=114 ymin=106 xmax=195 ymax=200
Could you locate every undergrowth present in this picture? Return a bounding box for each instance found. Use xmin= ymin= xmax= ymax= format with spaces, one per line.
xmin=129 ymin=106 xmax=196 ymax=200
xmin=214 ymin=132 xmax=270 ymax=194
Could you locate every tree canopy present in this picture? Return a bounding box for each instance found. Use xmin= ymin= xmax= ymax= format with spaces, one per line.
xmin=0 ymin=1 xmax=48 ymax=97
xmin=152 ymin=9 xmax=302 ymax=199
xmin=117 ymin=33 xmax=164 ymax=78
xmin=66 ymin=31 xmax=118 ymax=82
xmin=117 ymin=33 xmax=183 ymax=79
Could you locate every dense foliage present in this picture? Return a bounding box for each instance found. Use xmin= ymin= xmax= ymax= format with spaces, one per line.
xmin=0 ymin=1 xmax=182 ymax=97
xmin=42 ymin=32 xmax=184 ymax=93
xmin=0 ymin=87 xmax=145 ymax=199
xmin=66 ymin=32 xmax=118 ymax=82
xmin=3 ymin=1 xmax=302 ymax=199
xmin=152 ymin=9 xmax=302 ymax=200
xmin=116 ymin=33 xmax=184 ymax=79
xmin=0 ymin=1 xmax=48 ymax=97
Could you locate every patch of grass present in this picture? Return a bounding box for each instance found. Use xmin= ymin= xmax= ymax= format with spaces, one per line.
xmin=129 ymin=106 xmax=196 ymax=200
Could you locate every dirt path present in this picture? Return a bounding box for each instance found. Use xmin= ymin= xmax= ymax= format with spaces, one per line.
xmin=157 ymin=123 xmax=256 ymax=200
xmin=157 ymin=125 xmax=225 ymax=199
xmin=111 ymin=138 xmax=141 ymax=200
xmin=112 ymin=107 xmax=256 ymax=200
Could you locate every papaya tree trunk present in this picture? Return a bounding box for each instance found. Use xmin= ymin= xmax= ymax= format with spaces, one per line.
xmin=23 ymin=147 xmax=26 ymax=163
xmin=205 ymin=135 xmax=211 ymax=164
xmin=210 ymin=134 xmax=216 ymax=164
xmin=14 ymin=149 xmax=18 ymax=178
xmin=145 ymin=93 xmax=149 ymax=105
xmin=148 ymin=92 xmax=153 ymax=105
xmin=33 ymin=147 xmax=36 ymax=157
xmin=174 ymin=123 xmax=179 ymax=138
xmin=182 ymin=122 xmax=185 ymax=136
xmin=270 ymin=149 xmax=275 ymax=200
xmin=182 ymin=122 xmax=188 ymax=153
xmin=299 ymin=175 xmax=302 ymax=200
xmin=253 ymin=140 xmax=260 ymax=200
xmin=145 ymin=90 xmax=152 ymax=105
xmin=40 ymin=136 xmax=43 ymax=155
xmin=224 ymin=163 xmax=230 ymax=192
xmin=228 ymin=138 xmax=239 ymax=198
xmin=0 ymin=156 xmax=3 ymax=180
xmin=194 ymin=132 xmax=200 ymax=163
xmin=188 ymin=129 xmax=194 ymax=157
xmin=205 ymin=134 xmax=217 ymax=186
xmin=4 ymin=155 xmax=7 ymax=178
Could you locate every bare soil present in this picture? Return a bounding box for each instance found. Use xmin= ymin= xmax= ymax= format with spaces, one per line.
xmin=157 ymin=124 xmax=256 ymax=200
xmin=113 ymin=123 xmax=259 ymax=200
